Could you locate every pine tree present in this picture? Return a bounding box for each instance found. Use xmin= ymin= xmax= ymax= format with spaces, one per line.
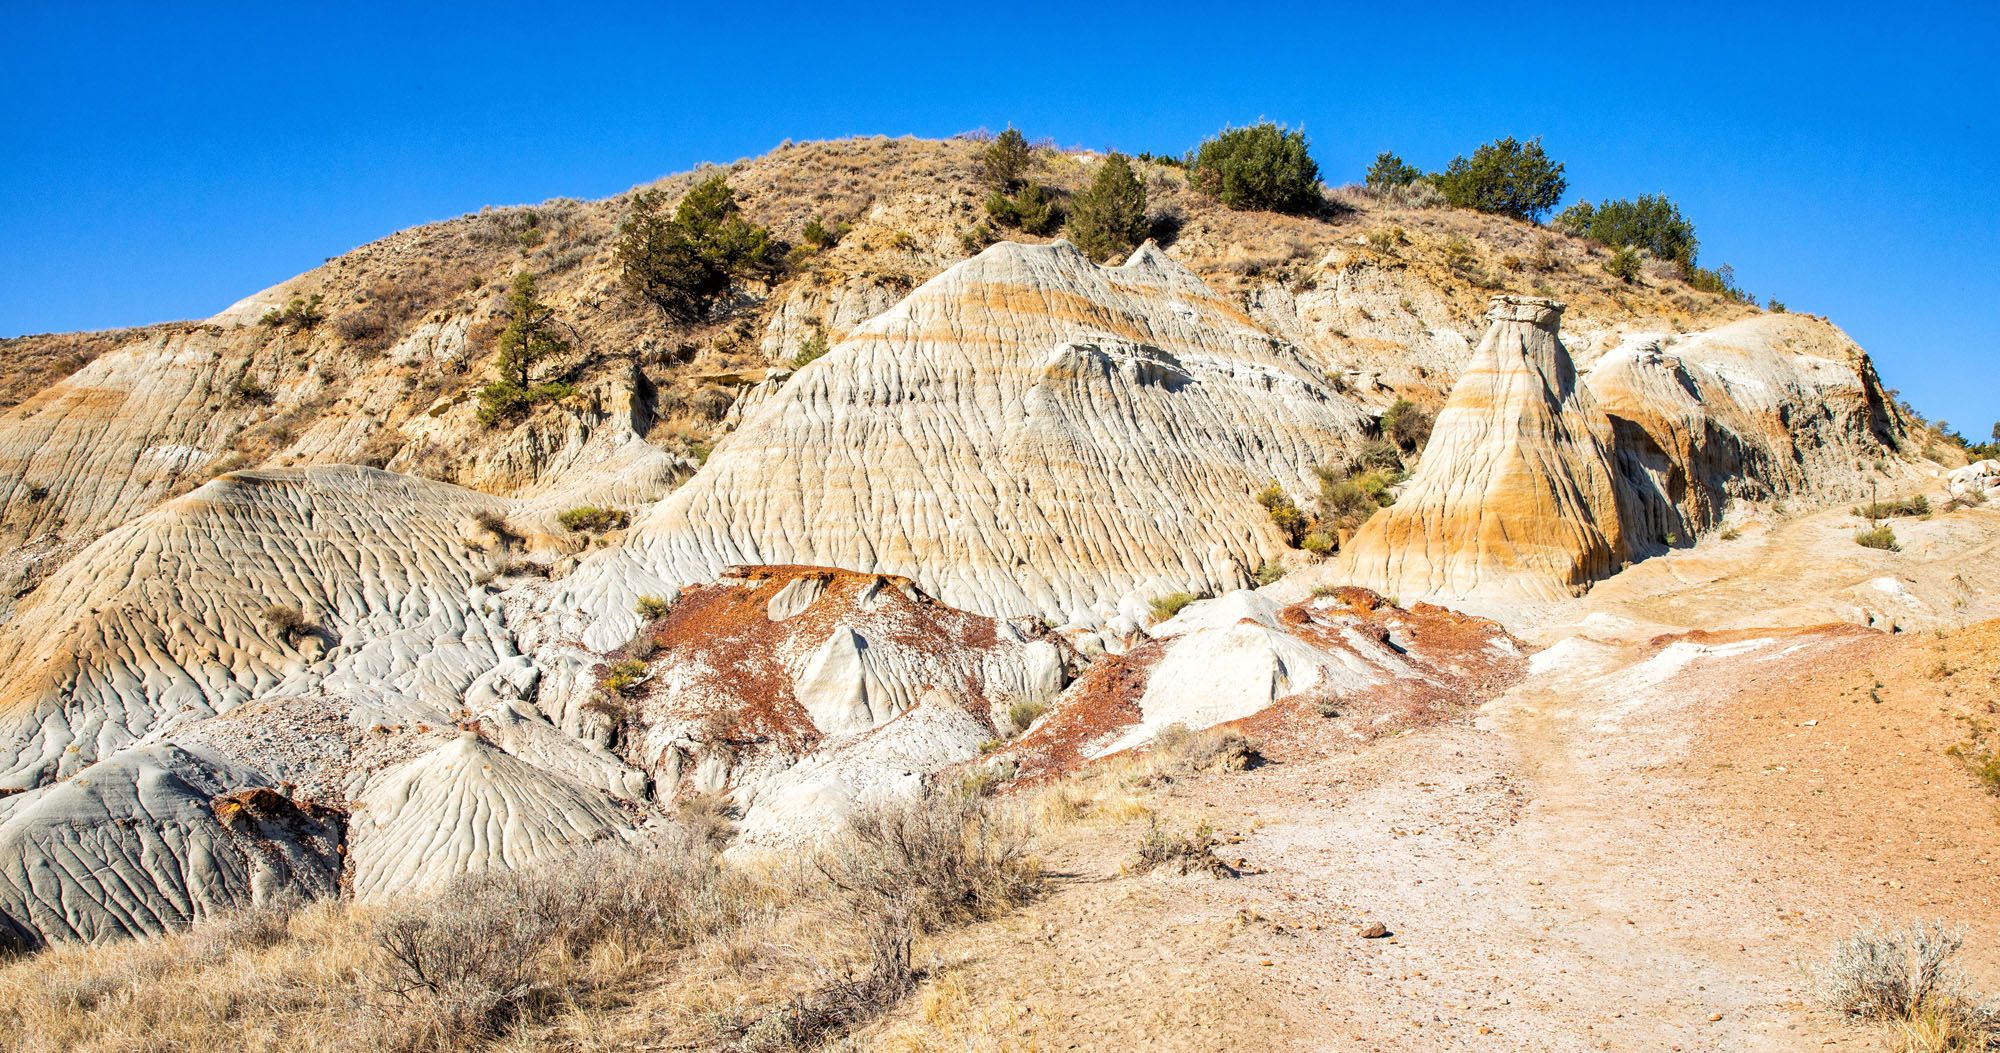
xmin=493 ymin=272 xmax=567 ymax=389
xmin=1364 ymin=152 xmax=1422 ymax=189
xmin=976 ymin=128 xmax=1033 ymax=191
xmin=1067 ymin=153 xmax=1149 ymax=261
xmin=477 ymin=272 xmax=576 ymax=426
xmin=615 ymin=175 xmax=786 ymax=324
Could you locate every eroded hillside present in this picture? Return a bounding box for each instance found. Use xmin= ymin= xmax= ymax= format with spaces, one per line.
xmin=0 ymin=131 xmax=1994 ymax=1053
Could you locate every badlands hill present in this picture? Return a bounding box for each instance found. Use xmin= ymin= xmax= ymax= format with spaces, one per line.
xmin=1 ymin=135 xmax=1997 ymax=1051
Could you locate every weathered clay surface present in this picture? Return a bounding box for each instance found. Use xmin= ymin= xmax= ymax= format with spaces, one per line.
xmin=556 ymin=240 xmax=1372 ymax=641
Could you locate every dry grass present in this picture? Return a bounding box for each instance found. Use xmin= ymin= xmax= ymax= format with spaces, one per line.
xmin=1129 ymin=817 xmax=1237 ymax=878
xmin=0 ymin=786 xmax=1044 ymax=1053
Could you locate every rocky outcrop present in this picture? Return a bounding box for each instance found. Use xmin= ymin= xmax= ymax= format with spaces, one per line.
xmin=1340 ymin=297 xmax=1912 ymax=605
xmin=597 ymin=565 xmax=1066 ymax=810
xmin=0 ymin=745 xmax=342 ymax=948
xmin=1340 ymin=297 xmax=1632 ymax=603
xmin=1000 ymin=587 xmax=1526 ymax=780
xmin=0 ymin=466 xmax=519 ymax=787
xmin=555 ymin=240 xmax=1371 ymax=641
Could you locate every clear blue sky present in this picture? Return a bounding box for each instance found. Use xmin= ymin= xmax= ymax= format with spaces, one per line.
xmin=3 ymin=2 xmax=1994 ymax=434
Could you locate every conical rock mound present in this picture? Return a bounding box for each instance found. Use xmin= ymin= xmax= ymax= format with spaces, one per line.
xmin=554 ymin=240 xmax=1369 ymax=642
xmin=1340 ymin=296 xmax=1629 ymax=603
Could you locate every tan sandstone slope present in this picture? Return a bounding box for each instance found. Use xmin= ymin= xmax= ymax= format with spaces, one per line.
xmin=1340 ymin=296 xmax=1629 ymax=602
xmin=1339 ymin=295 xmax=1915 ymax=607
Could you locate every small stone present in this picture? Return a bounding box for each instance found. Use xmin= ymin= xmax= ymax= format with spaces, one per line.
xmin=1708 ymin=1013 xmax=1723 ymax=1022
xmin=1361 ymin=922 xmax=1391 ymax=938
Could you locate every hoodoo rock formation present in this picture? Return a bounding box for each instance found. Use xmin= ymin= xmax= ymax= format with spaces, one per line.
xmin=1340 ymin=296 xmax=1630 ymax=603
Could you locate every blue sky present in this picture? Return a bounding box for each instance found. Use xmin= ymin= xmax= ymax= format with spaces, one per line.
xmin=3 ymin=2 xmax=1994 ymax=434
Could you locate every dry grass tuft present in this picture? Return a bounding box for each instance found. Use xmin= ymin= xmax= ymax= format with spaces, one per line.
xmin=1130 ymin=817 xmax=1238 ymax=879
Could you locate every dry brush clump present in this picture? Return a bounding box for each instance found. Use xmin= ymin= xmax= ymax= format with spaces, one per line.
xmin=1811 ymin=921 xmax=1999 ymax=1051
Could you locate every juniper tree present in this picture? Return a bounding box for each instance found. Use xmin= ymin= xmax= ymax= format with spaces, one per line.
xmin=1066 ymin=152 xmax=1149 ymax=261
xmin=615 ymin=175 xmax=786 ymax=324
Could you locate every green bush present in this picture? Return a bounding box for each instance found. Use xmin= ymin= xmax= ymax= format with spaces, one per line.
xmin=1066 ymin=152 xmax=1149 ymax=261
xmin=1380 ymin=398 xmax=1435 ymax=453
xmin=1854 ymin=495 xmax=1930 ymax=519
xmin=1855 ymin=525 xmax=1900 ymax=551
xmin=1006 ymin=700 xmax=1046 ymax=735
xmin=1605 ymin=245 xmax=1642 ymax=284
xmin=1434 ymin=136 xmax=1567 ymax=222
xmin=1363 ymin=151 xmax=1422 ymax=189
xmin=1682 ymin=261 xmax=1755 ymax=304
xmin=1554 ymin=195 xmax=1697 ymax=267
xmin=801 ymin=217 xmax=851 ymax=250
xmin=260 ymin=294 xmax=325 ymax=332
xmin=557 ymin=505 xmax=630 ymax=533
xmin=1317 ymin=465 xmax=1401 ymax=534
xmin=634 ymin=594 xmax=671 ymax=621
xmin=1188 ymin=122 xmax=1321 ymax=214
xmin=600 ymin=660 xmax=649 ymax=696
xmin=1255 ymin=481 xmax=1309 ymax=546
xmin=1148 ymin=591 xmax=1200 ymax=623
xmin=615 ymin=175 xmax=786 ymax=324
xmin=986 ymin=181 xmax=1061 ymax=235
xmin=1253 ymin=560 xmax=1285 ymax=586
xmin=975 ymin=128 xmax=1033 ymax=191
xmin=791 ymin=327 xmax=831 ymax=368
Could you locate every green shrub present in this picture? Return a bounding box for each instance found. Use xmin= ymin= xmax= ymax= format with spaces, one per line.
xmin=615 ymin=175 xmax=786 ymax=324
xmin=1066 ymin=152 xmax=1149 ymax=261
xmin=1854 ymin=496 xmax=1930 ymax=519
xmin=1006 ymin=700 xmax=1046 ymax=735
xmin=1188 ymin=122 xmax=1321 ymax=214
xmin=986 ymin=181 xmax=1061 ymax=235
xmin=1363 ymin=151 xmax=1422 ymax=189
xmin=230 ymin=377 xmax=274 ymax=405
xmin=801 ymin=217 xmax=851 ymax=250
xmin=791 ymin=327 xmax=831 ymax=368
xmin=1678 ymin=259 xmax=1750 ymax=302
xmin=1434 ymin=136 xmax=1566 ymax=222
xmin=1440 ymin=236 xmax=1484 ymax=283
xmin=959 ymin=221 xmax=996 ymax=256
xmin=1380 ymin=398 xmax=1434 ymax=453
xmin=975 ymin=128 xmax=1033 ymax=191
xmin=1855 ymin=525 xmax=1900 ymax=551
xmin=600 ymin=660 xmax=649 ymax=696
xmin=1255 ymin=481 xmax=1309 ymax=546
xmin=259 ymin=294 xmax=325 ymax=332
xmin=634 ymin=594 xmax=670 ymax=620
xmin=1317 ymin=466 xmax=1401 ymax=533
xmin=1554 ymin=195 xmax=1697 ymax=267
xmin=1253 ymin=560 xmax=1285 ymax=586
xmin=1148 ymin=591 xmax=1200 ymax=623
xmin=1605 ymin=245 xmax=1642 ymax=284
xmin=557 ymin=505 xmax=630 ymax=533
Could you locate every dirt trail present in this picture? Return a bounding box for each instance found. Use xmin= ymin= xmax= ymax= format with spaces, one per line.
xmin=863 ymin=506 xmax=2000 ymax=1051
